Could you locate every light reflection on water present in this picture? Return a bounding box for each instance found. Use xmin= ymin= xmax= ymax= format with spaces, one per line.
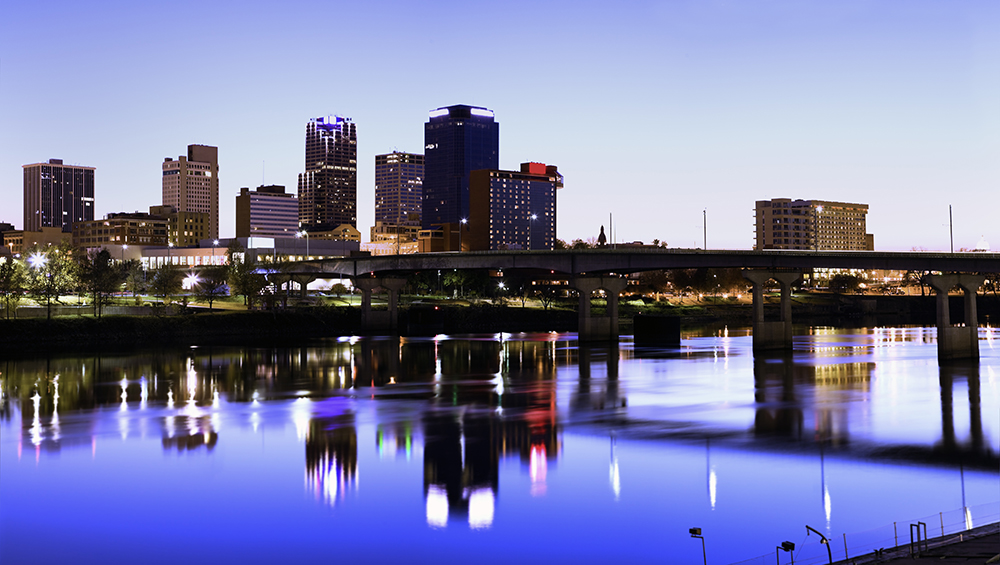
xmin=0 ymin=326 xmax=998 ymax=565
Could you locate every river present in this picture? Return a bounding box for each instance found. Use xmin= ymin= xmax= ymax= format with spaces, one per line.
xmin=1 ymin=326 xmax=997 ymax=564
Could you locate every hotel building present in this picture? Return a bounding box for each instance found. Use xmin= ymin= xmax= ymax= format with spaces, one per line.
xmin=754 ymin=199 xmax=873 ymax=251
xmin=162 ymin=145 xmax=219 ymax=239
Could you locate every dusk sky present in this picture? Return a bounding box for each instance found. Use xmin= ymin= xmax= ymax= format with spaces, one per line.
xmin=2 ymin=0 xmax=997 ymax=251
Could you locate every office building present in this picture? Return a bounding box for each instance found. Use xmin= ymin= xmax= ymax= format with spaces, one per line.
xmin=23 ymin=159 xmax=95 ymax=232
xmin=754 ymin=199 xmax=873 ymax=251
xmin=467 ymin=163 xmax=562 ymax=251
xmin=236 ymin=185 xmax=299 ymax=238
xmin=149 ymin=205 xmax=210 ymax=247
xmin=422 ymin=105 xmax=499 ymax=229
xmin=375 ymin=151 xmax=423 ymax=226
xmin=298 ymin=116 xmax=357 ymax=231
xmin=73 ymin=212 xmax=169 ymax=249
xmin=162 ymin=145 xmax=219 ymax=239
xmin=2 ymin=227 xmax=69 ymax=256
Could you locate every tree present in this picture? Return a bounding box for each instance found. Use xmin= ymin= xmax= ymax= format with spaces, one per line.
xmin=24 ymin=243 xmax=79 ymax=320
xmin=79 ymin=249 xmax=122 ymax=318
xmin=196 ymin=266 xmax=229 ymax=311
xmin=122 ymin=259 xmax=147 ymax=302
xmin=554 ymin=239 xmax=568 ymax=250
xmin=442 ymin=269 xmax=472 ymax=298
xmin=829 ymin=274 xmax=862 ymax=294
xmin=570 ymin=238 xmax=592 ymax=250
xmin=226 ymin=246 xmax=267 ymax=308
xmin=149 ymin=266 xmax=184 ymax=307
xmin=330 ymin=283 xmax=349 ymax=301
xmin=0 ymin=259 xmax=26 ymax=319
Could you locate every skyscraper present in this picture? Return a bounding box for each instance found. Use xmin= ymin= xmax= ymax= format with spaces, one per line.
xmin=468 ymin=163 xmax=562 ymax=251
xmin=298 ymin=116 xmax=357 ymax=231
xmin=375 ymin=151 xmax=423 ymax=226
xmin=162 ymin=145 xmax=219 ymax=239
xmin=22 ymin=159 xmax=95 ymax=232
xmin=422 ymin=105 xmax=499 ymax=229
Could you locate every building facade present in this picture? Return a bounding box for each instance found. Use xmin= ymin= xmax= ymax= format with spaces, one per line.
xmin=23 ymin=159 xmax=95 ymax=232
xmin=162 ymin=145 xmax=219 ymax=239
xmin=298 ymin=116 xmax=357 ymax=231
xmin=73 ymin=212 xmax=169 ymax=249
xmin=375 ymin=151 xmax=423 ymax=226
xmin=467 ymin=163 xmax=562 ymax=251
xmin=149 ymin=205 xmax=210 ymax=247
xmin=236 ymin=185 xmax=299 ymax=238
xmin=422 ymin=105 xmax=499 ymax=229
xmin=754 ymin=199 xmax=874 ymax=251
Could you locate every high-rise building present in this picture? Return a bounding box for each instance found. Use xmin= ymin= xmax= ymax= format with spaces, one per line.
xmin=375 ymin=151 xmax=424 ymax=226
xmin=162 ymin=145 xmax=219 ymax=239
xmin=422 ymin=105 xmax=499 ymax=229
xmin=298 ymin=116 xmax=357 ymax=231
xmin=467 ymin=163 xmax=562 ymax=251
xmin=754 ymin=198 xmax=874 ymax=251
xmin=236 ymin=185 xmax=299 ymax=238
xmin=22 ymin=159 xmax=95 ymax=232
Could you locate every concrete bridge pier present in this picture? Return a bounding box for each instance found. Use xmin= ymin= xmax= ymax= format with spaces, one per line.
xmin=292 ymin=275 xmax=318 ymax=298
xmin=571 ymin=276 xmax=629 ymax=342
xmin=355 ymin=277 xmax=408 ymax=332
xmin=742 ymin=270 xmax=802 ymax=351
xmin=923 ymin=274 xmax=985 ymax=362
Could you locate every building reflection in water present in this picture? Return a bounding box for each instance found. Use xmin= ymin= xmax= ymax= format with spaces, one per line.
xmin=305 ymin=412 xmax=358 ymax=507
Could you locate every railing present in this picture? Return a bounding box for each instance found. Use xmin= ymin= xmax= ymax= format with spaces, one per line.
xmin=726 ymin=501 xmax=1000 ymax=565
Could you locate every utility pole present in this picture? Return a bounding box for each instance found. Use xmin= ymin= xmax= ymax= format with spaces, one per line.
xmin=949 ymin=205 xmax=954 ymax=253
xmin=703 ymin=209 xmax=707 ymax=250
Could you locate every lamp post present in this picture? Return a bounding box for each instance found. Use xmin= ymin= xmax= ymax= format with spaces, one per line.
xmin=167 ymin=241 xmax=174 ymax=267
xmin=121 ymin=244 xmax=128 ymax=264
xmin=212 ymin=239 xmax=219 ymax=265
xmin=814 ymin=205 xmax=824 ymax=251
xmin=459 ymin=218 xmax=467 ymax=252
xmin=528 ymin=213 xmax=537 ymax=250
xmin=805 ymin=526 xmax=832 ymax=564
xmin=776 ymin=541 xmax=795 ymax=565
xmin=296 ymin=230 xmax=310 ymax=259
xmin=689 ymin=528 xmax=707 ymax=565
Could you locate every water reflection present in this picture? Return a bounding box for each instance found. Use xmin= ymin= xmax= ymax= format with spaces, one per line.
xmin=1 ymin=327 xmax=998 ymax=562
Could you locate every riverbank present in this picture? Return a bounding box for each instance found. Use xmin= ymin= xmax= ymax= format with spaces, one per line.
xmin=2 ymin=294 xmax=997 ymax=355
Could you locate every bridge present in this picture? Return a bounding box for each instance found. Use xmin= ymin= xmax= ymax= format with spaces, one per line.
xmin=272 ymin=248 xmax=1000 ymax=361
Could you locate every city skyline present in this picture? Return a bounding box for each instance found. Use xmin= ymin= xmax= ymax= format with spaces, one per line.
xmin=1 ymin=0 xmax=997 ymax=251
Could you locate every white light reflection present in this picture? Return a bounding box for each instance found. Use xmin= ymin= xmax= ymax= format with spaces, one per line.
xmin=292 ymin=398 xmax=311 ymax=441
xmin=824 ymin=485 xmax=832 ymax=529
xmin=426 ymin=485 xmax=449 ymax=528
xmin=120 ymin=377 xmax=129 ymax=410
xmin=30 ymin=391 xmax=42 ymax=447
xmin=252 ymin=390 xmax=261 ymax=405
xmin=167 ymin=387 xmax=175 ymax=409
xmin=529 ymin=444 xmax=547 ymax=497
xmin=51 ymin=375 xmax=60 ymax=442
xmin=964 ymin=506 xmax=974 ymax=530
xmin=609 ymin=435 xmax=620 ymax=501
xmin=250 ymin=411 xmax=260 ymax=433
xmin=139 ymin=376 xmax=148 ymax=410
xmin=468 ymin=488 xmax=495 ymax=529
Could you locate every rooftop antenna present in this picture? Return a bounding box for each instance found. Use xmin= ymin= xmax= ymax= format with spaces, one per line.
xmin=262 ymin=160 xmax=265 ymax=187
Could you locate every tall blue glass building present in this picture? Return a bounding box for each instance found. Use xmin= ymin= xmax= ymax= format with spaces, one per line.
xmin=422 ymin=105 xmax=499 ymax=229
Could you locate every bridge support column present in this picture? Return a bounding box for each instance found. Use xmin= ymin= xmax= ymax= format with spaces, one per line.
xmin=355 ymin=277 xmax=407 ymax=332
xmin=292 ymin=275 xmax=317 ymax=298
xmin=923 ymin=274 xmax=985 ymax=363
xmin=571 ymin=276 xmax=628 ymax=342
xmin=742 ymin=270 xmax=802 ymax=351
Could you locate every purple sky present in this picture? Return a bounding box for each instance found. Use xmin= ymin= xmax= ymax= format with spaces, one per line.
xmin=1 ymin=0 xmax=997 ymax=251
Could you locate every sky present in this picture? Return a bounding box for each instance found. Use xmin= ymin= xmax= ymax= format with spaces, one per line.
xmin=1 ymin=0 xmax=997 ymax=251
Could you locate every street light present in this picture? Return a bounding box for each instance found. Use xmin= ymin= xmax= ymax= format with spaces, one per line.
xmin=528 ymin=213 xmax=537 ymax=250
xmin=459 ymin=218 xmax=467 ymax=252
xmin=28 ymin=252 xmax=47 ymax=270
xmin=805 ymin=525 xmax=832 ymax=564
xmin=776 ymin=541 xmax=795 ymax=565
xmin=689 ymin=528 xmax=707 ymax=565
xmin=121 ymin=244 xmax=128 ymax=264
xmin=212 ymin=239 xmax=219 ymax=265
xmin=814 ymin=205 xmax=824 ymax=251
xmin=296 ymin=230 xmax=309 ymax=259
xmin=167 ymin=241 xmax=174 ymax=267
